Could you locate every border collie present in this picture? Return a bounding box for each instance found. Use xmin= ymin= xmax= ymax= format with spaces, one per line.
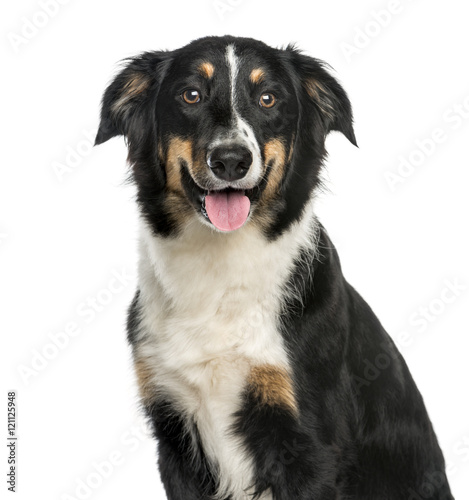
xmin=95 ymin=36 xmax=453 ymax=500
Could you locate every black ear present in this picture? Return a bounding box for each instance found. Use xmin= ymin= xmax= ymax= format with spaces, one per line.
xmin=288 ymin=48 xmax=357 ymax=147
xmin=95 ymin=51 xmax=170 ymax=146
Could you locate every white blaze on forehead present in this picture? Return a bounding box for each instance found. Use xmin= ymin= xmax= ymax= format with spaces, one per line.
xmin=226 ymin=44 xmax=239 ymax=107
xmin=220 ymin=44 xmax=262 ymax=186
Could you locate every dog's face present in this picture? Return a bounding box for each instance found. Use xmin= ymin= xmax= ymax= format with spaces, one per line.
xmin=96 ymin=36 xmax=356 ymax=238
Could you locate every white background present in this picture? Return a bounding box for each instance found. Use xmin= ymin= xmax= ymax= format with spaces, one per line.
xmin=1 ymin=0 xmax=468 ymax=499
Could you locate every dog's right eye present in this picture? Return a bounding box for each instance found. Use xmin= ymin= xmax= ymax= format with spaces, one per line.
xmin=182 ymin=89 xmax=201 ymax=104
xmin=259 ymin=93 xmax=276 ymax=109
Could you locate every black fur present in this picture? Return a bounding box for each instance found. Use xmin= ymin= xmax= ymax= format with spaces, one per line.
xmin=96 ymin=36 xmax=453 ymax=499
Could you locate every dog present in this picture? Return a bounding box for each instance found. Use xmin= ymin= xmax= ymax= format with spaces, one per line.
xmin=95 ymin=36 xmax=453 ymax=500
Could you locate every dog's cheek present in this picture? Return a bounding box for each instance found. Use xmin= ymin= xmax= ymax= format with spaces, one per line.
xmin=165 ymin=137 xmax=192 ymax=194
xmin=261 ymin=139 xmax=288 ymax=203
xmin=250 ymin=138 xmax=289 ymax=231
xmin=163 ymin=136 xmax=199 ymax=228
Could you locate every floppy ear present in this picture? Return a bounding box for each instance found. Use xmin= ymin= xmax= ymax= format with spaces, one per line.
xmin=288 ymin=48 xmax=357 ymax=147
xmin=95 ymin=51 xmax=170 ymax=146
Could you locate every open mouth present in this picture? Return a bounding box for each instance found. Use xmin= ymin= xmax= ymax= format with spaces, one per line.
xmin=180 ymin=163 xmax=260 ymax=232
xmin=201 ymin=188 xmax=251 ymax=232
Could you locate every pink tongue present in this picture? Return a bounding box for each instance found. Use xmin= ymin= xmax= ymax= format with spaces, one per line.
xmin=205 ymin=191 xmax=251 ymax=232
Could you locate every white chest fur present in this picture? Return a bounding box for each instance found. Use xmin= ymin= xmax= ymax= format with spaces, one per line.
xmin=134 ymin=205 xmax=316 ymax=499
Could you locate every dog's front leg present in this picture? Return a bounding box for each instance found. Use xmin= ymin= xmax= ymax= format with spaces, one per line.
xmin=145 ymin=400 xmax=218 ymax=500
xmin=234 ymin=379 xmax=340 ymax=500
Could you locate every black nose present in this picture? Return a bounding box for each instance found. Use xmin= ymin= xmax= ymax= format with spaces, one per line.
xmin=208 ymin=145 xmax=252 ymax=181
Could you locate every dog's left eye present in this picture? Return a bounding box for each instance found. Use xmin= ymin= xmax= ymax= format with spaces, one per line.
xmin=182 ymin=89 xmax=201 ymax=104
xmin=259 ymin=93 xmax=276 ymax=108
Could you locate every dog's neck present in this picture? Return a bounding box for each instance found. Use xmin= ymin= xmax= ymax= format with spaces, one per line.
xmin=138 ymin=197 xmax=319 ymax=310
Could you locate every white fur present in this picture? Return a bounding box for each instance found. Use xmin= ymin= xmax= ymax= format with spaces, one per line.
xmin=134 ymin=201 xmax=317 ymax=499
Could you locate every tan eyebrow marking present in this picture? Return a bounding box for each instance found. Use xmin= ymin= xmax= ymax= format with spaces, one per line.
xmin=198 ymin=62 xmax=215 ymax=79
xmin=250 ymin=68 xmax=265 ymax=84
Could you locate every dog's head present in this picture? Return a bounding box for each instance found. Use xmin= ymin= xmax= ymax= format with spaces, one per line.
xmin=96 ymin=36 xmax=356 ymax=237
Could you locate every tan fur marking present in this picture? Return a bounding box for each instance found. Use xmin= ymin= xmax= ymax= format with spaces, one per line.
xmin=166 ymin=136 xmax=206 ymax=187
xmin=287 ymin=134 xmax=295 ymax=163
xmin=248 ymin=365 xmax=297 ymax=413
xmin=304 ymin=78 xmax=334 ymax=119
xmin=262 ymin=138 xmax=287 ymax=201
xmin=112 ymin=73 xmax=150 ymax=115
xmin=251 ymin=208 xmax=275 ymax=233
xmin=164 ymin=137 xmax=195 ymax=227
xmin=251 ymin=139 xmax=288 ymax=231
xmin=250 ymin=68 xmax=265 ymax=84
xmin=304 ymin=78 xmax=325 ymax=101
xmin=188 ymin=147 xmax=210 ymax=185
xmin=134 ymin=358 xmax=157 ymax=402
xmin=165 ymin=192 xmax=193 ymax=226
xmin=166 ymin=137 xmax=193 ymax=192
xmin=198 ymin=62 xmax=215 ymax=79
xmin=157 ymin=141 xmax=164 ymax=163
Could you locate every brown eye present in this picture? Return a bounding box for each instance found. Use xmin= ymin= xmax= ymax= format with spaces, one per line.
xmin=182 ymin=89 xmax=201 ymax=104
xmin=259 ymin=93 xmax=276 ymax=108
